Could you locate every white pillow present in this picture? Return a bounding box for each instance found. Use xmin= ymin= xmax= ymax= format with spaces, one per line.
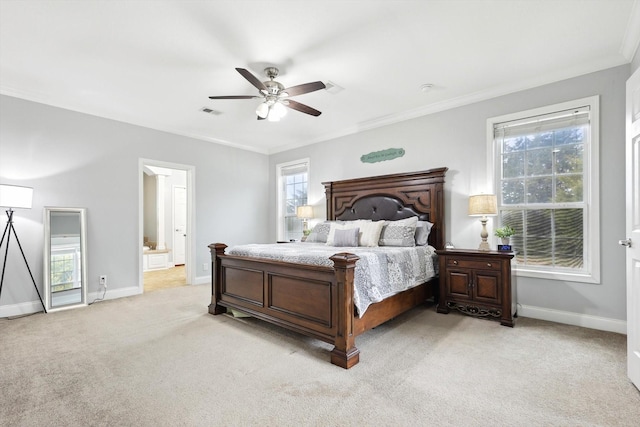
xmin=415 ymin=220 xmax=434 ymax=246
xmin=358 ymin=220 xmax=385 ymax=247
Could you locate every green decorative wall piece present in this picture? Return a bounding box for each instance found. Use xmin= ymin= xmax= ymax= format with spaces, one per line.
xmin=360 ymin=148 xmax=405 ymax=164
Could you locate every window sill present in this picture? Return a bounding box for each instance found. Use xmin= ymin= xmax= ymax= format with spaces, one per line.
xmin=514 ymin=266 xmax=600 ymax=284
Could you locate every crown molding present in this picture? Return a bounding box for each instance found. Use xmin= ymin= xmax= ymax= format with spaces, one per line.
xmin=621 ymin=0 xmax=640 ymax=60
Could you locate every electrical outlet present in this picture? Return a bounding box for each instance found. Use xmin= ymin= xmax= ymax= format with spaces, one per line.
xmin=99 ymin=275 xmax=107 ymax=287
xmin=203 ymin=263 xmax=209 ymax=271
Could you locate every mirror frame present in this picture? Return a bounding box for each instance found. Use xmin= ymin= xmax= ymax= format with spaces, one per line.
xmin=43 ymin=207 xmax=88 ymax=312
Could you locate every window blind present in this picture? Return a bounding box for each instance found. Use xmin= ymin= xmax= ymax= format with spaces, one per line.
xmin=494 ymin=106 xmax=590 ymax=138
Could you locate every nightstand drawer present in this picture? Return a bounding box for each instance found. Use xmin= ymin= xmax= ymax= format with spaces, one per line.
xmin=447 ymin=258 xmax=502 ymax=270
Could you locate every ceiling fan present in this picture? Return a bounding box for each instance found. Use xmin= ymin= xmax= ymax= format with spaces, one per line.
xmin=209 ymin=67 xmax=326 ymax=121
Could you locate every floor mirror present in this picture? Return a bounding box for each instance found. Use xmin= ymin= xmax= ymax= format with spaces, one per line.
xmin=44 ymin=207 xmax=88 ymax=312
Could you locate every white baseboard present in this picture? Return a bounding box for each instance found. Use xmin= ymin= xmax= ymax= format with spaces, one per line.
xmin=518 ymin=304 xmax=627 ymax=335
xmin=1 ymin=286 xmax=142 ymax=318
xmin=194 ymin=275 xmax=210 ymax=285
xmin=88 ymin=286 xmax=141 ymax=304
xmin=0 ymin=300 xmax=46 ymax=317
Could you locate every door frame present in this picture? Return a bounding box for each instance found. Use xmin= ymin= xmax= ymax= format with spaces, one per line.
xmin=138 ymin=158 xmax=196 ymax=291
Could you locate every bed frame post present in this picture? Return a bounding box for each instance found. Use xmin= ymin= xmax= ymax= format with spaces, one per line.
xmin=208 ymin=243 xmax=228 ymax=315
xmin=329 ymin=252 xmax=360 ymax=369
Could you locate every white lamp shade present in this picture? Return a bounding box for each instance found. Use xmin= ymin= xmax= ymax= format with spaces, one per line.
xmin=272 ymin=102 xmax=286 ymax=118
xmin=0 ymin=184 xmax=33 ymax=209
xmin=256 ymin=102 xmax=269 ymax=118
xmin=468 ymin=194 xmax=497 ymax=216
xmin=296 ymin=205 xmax=313 ymax=219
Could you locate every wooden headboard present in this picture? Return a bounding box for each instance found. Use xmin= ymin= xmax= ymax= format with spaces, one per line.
xmin=322 ymin=167 xmax=448 ymax=250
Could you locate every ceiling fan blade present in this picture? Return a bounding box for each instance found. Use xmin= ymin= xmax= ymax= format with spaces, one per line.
xmin=236 ymin=68 xmax=268 ymax=93
xmin=282 ymin=81 xmax=326 ymax=97
xmin=284 ymin=99 xmax=322 ymax=117
xmin=208 ymin=95 xmax=259 ymax=99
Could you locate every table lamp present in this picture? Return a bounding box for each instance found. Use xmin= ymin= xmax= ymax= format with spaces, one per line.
xmin=468 ymin=194 xmax=497 ymax=251
xmin=296 ymin=205 xmax=313 ymax=235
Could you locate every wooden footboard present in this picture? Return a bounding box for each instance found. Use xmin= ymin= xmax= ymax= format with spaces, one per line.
xmin=209 ymin=243 xmax=361 ymax=368
xmin=208 ymin=243 xmax=435 ymax=369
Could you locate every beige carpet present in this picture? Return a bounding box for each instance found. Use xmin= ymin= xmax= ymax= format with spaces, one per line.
xmin=1 ymin=284 xmax=638 ymax=426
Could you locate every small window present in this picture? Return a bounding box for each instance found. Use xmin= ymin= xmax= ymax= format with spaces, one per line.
xmin=488 ymin=97 xmax=600 ymax=283
xmin=276 ymin=159 xmax=309 ymax=241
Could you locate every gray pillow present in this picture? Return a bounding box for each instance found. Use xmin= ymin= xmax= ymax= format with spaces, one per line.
xmin=379 ymin=217 xmax=418 ymax=247
xmin=415 ymin=221 xmax=434 ymax=246
xmin=333 ymin=227 xmax=360 ymax=247
xmin=306 ymin=221 xmax=332 ymax=243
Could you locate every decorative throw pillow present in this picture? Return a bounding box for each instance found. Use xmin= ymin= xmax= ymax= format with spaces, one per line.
xmin=357 ymin=220 xmax=385 ymax=247
xmin=306 ymin=221 xmax=332 ymax=243
xmin=333 ymin=227 xmax=360 ymax=247
xmin=378 ymin=216 xmax=418 ymax=247
xmin=415 ymin=220 xmax=434 ymax=246
xmin=326 ymin=220 xmax=370 ymax=245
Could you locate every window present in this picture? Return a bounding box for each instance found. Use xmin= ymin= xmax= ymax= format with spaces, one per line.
xmin=50 ymin=244 xmax=82 ymax=292
xmin=487 ymin=96 xmax=599 ymax=283
xmin=276 ymin=159 xmax=309 ymax=241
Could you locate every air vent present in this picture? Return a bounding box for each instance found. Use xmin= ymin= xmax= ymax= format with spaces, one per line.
xmin=324 ymin=81 xmax=344 ymax=94
xmin=200 ymin=107 xmax=222 ymax=115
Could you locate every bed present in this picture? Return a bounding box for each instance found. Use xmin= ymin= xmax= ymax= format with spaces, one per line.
xmin=208 ymin=167 xmax=447 ymax=368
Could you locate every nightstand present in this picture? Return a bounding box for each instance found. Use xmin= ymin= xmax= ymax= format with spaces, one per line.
xmin=436 ymin=249 xmax=516 ymax=327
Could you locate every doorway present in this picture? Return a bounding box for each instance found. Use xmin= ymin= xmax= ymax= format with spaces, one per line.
xmin=139 ymin=159 xmax=195 ymax=293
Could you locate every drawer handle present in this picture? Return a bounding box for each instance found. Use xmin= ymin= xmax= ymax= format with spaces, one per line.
xmin=452 ymin=260 xmax=458 ymax=265
xmin=487 ymin=263 xmax=492 ymax=267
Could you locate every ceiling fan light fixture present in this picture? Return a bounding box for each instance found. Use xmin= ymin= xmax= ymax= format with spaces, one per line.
xmin=272 ymin=101 xmax=286 ymax=117
xmin=267 ymin=102 xmax=287 ymax=122
xmin=210 ymin=66 xmax=324 ymax=119
xmin=256 ymin=102 xmax=269 ymax=118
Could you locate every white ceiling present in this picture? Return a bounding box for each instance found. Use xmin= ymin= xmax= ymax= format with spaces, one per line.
xmin=1 ymin=1 xmax=639 ymax=154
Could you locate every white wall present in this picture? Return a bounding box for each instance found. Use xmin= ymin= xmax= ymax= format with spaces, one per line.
xmin=269 ymin=65 xmax=629 ymax=329
xmin=0 ymin=95 xmax=269 ymax=315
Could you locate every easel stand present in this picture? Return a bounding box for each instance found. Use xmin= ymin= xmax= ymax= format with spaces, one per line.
xmin=0 ymin=209 xmax=47 ymax=313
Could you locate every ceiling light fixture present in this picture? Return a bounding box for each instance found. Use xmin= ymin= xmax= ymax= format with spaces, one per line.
xmin=256 ymin=98 xmax=287 ymax=122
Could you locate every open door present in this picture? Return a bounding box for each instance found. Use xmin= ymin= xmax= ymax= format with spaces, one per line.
xmin=625 ymin=67 xmax=640 ymax=391
xmin=173 ymin=186 xmax=187 ymax=265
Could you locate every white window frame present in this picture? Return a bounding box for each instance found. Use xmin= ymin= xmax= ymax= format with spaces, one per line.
xmin=486 ymin=96 xmax=600 ymax=284
xmin=276 ymin=158 xmax=309 ymax=241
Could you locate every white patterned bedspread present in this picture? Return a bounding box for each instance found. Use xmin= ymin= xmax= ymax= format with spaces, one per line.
xmin=227 ymin=243 xmax=438 ymax=317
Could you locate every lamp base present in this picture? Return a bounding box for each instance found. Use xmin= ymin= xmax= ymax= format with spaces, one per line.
xmin=478 ymin=216 xmax=491 ymax=251
xmin=0 ymin=209 xmax=47 ymax=313
xmin=478 ymin=241 xmax=491 ymax=251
